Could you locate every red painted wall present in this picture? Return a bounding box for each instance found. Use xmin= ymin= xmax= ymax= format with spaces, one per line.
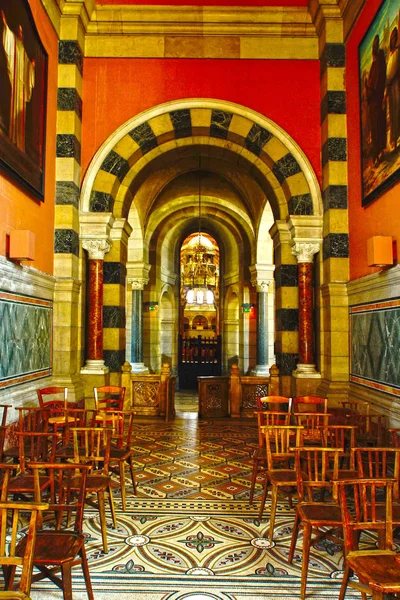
xmin=347 ymin=0 xmax=400 ymax=280
xmin=82 ymin=58 xmax=321 ymax=183
xmin=0 ymin=0 xmax=57 ymax=275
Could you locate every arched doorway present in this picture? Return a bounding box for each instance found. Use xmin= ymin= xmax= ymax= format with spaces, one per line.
xmin=75 ymin=99 xmax=323 ymax=399
xmin=179 ymin=231 xmax=221 ymax=389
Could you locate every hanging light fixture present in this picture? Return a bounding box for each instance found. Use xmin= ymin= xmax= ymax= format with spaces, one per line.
xmin=181 ymin=158 xmax=218 ymax=307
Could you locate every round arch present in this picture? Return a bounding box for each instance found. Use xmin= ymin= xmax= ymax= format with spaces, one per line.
xmin=81 ymin=98 xmax=323 ymax=222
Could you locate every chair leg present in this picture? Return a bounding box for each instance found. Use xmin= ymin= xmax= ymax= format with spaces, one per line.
xmin=61 ymin=563 xmax=73 ymax=600
xmin=258 ymin=476 xmax=269 ymax=520
xmin=108 ymin=483 xmax=117 ymax=528
xmin=249 ymin=456 xmax=259 ymax=504
xmin=120 ymin=460 xmax=127 ymax=511
xmin=80 ymin=545 xmax=94 ymax=600
xmin=338 ymin=564 xmax=351 ymax=600
xmin=97 ymin=490 xmax=108 ymax=554
xmin=300 ymin=522 xmax=312 ymax=600
xmin=128 ymin=456 xmax=137 ymax=495
xmin=288 ymin=509 xmax=300 ymax=563
xmin=268 ymin=483 xmax=278 ymax=542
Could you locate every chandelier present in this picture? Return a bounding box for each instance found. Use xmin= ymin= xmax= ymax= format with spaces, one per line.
xmin=181 ymin=163 xmax=218 ymax=306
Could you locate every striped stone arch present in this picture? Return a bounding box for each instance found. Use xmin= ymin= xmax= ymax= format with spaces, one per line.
xmin=81 ymin=99 xmax=322 ymax=219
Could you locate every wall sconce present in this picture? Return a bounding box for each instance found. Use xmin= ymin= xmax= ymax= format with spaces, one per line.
xmin=145 ymin=301 xmax=158 ymax=312
xmin=367 ymin=236 xmax=394 ymax=267
xmin=9 ymin=230 xmax=36 ymax=261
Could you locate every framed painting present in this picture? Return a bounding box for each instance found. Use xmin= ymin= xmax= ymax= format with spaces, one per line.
xmin=0 ymin=0 xmax=47 ymax=200
xmin=359 ymin=0 xmax=400 ymax=206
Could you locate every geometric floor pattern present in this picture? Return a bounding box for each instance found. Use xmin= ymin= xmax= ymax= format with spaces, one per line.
xmin=28 ymin=392 xmax=365 ymax=599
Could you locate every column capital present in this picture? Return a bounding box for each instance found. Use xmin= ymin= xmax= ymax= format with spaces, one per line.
xmin=291 ymin=241 xmax=320 ymax=263
xmin=252 ymin=280 xmax=272 ymax=293
xmin=82 ymin=238 xmax=111 ymax=260
xmin=128 ymin=277 xmax=148 ymax=290
xmin=249 ymin=263 xmax=275 ymax=290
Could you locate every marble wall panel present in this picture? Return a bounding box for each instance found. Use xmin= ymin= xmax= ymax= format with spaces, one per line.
xmin=350 ymin=298 xmax=400 ymax=397
xmin=0 ymin=291 xmax=52 ymax=389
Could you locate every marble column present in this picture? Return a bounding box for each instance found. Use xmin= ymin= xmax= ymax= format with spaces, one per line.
xmin=291 ymin=241 xmax=320 ymax=376
xmin=129 ymin=278 xmax=149 ymax=374
xmin=252 ymin=281 xmax=271 ymax=376
xmin=81 ymin=239 xmax=111 ymax=373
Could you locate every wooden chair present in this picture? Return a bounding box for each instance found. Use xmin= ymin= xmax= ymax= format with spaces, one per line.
xmin=338 ymin=400 xmax=386 ymax=445
xmin=338 ymin=478 xmax=400 ymax=600
xmin=292 ymin=396 xmax=328 ymax=414
xmin=258 ymin=425 xmax=303 ymax=540
xmin=15 ymin=462 xmax=94 ymax=600
xmin=249 ymin=410 xmax=291 ymax=504
xmin=293 ymin=412 xmax=330 ymax=446
xmin=5 ymin=432 xmax=60 ymax=504
xmin=353 ymin=447 xmax=400 ymax=502
xmin=93 ymin=386 xmax=125 ymax=447
xmin=36 ymin=387 xmax=73 ymax=434
xmin=3 ymin=408 xmax=47 ymax=462
xmin=0 ymin=499 xmax=48 ymax=600
xmin=99 ymin=410 xmax=137 ymax=510
xmin=322 ymin=424 xmax=359 ymax=480
xmin=287 ymin=446 xmax=343 ymax=600
xmin=69 ymin=427 xmax=117 ymax=553
xmin=257 ymin=395 xmax=292 ymax=412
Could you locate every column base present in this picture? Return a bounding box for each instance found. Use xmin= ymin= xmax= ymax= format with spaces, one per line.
xmin=130 ymin=362 xmax=149 ymax=374
xmin=292 ymin=363 xmax=321 ymax=378
xmin=251 ymin=365 xmax=271 ymax=376
xmin=80 ymin=360 xmax=109 ymax=375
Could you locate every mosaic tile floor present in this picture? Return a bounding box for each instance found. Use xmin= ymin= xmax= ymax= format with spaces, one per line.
xmin=29 ymin=392 xmax=362 ymax=600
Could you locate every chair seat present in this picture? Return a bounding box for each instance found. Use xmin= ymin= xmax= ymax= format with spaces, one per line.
xmin=267 ymin=469 xmax=300 ymax=485
xmin=8 ymin=475 xmax=50 ymax=494
xmin=297 ymin=502 xmax=342 ymax=524
xmin=48 ymin=415 xmax=75 ymax=425
xmin=346 ymin=551 xmax=400 ymax=593
xmin=17 ymin=530 xmax=84 ymax=564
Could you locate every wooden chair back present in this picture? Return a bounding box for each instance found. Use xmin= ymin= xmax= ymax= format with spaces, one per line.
xmin=0 ymin=499 xmax=48 ymax=597
xmin=353 ymin=447 xmax=400 ymax=500
xmin=36 ymin=387 xmax=68 ymax=411
xmin=93 ymin=386 xmax=125 ymax=413
xmin=258 ymin=395 xmax=292 ymax=412
xmin=16 ymin=431 xmax=60 ymax=474
xmin=30 ymin=462 xmax=90 ymax=533
xmin=292 ymin=396 xmax=328 ymax=414
xmin=255 ymin=411 xmax=290 ymax=447
xmin=293 ymin=412 xmax=329 ymax=445
xmin=338 ymin=478 xmax=395 ymax=555
xmin=293 ymin=446 xmax=342 ymax=502
xmin=261 ymin=425 xmax=303 ymax=470
xmin=71 ymin=426 xmax=112 ymax=472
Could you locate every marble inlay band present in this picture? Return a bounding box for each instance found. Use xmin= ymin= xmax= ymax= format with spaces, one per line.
xmin=298 ymin=262 xmax=314 ymax=365
xmin=276 ymin=352 xmax=299 ymax=376
xmin=274 ymin=264 xmax=298 ymax=288
xmin=87 ymin=259 xmax=104 ymax=361
xmin=55 ymin=181 xmax=80 ymax=208
xmin=58 ymin=40 xmax=83 ymax=74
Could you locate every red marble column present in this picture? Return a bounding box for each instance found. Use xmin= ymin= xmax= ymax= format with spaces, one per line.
xmin=298 ymin=261 xmax=314 ymax=365
xmin=87 ymin=259 xmax=103 ymax=361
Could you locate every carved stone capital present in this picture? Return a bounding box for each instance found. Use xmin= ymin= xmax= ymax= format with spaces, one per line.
xmin=291 ymin=241 xmax=320 ymax=263
xmin=254 ymin=280 xmax=271 ymax=293
xmin=82 ymin=238 xmax=111 ymax=260
xmin=128 ymin=277 xmax=149 ymax=290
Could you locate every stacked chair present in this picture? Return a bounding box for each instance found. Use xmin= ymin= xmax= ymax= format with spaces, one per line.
xmin=0 ymin=383 xmax=137 ymax=599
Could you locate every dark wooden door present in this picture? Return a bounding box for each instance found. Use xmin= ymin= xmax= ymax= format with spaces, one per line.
xmin=178 ymin=335 xmax=221 ymax=389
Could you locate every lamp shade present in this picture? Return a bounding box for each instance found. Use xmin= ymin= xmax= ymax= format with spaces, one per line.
xmin=9 ymin=230 xmax=36 ymax=260
xmin=367 ymin=236 xmax=393 ymax=267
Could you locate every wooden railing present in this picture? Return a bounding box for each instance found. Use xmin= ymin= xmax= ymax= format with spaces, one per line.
xmin=199 ymin=364 xmax=280 ymax=418
xmin=122 ymin=361 xmax=279 ymax=420
xmin=121 ymin=362 xmax=176 ymax=421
